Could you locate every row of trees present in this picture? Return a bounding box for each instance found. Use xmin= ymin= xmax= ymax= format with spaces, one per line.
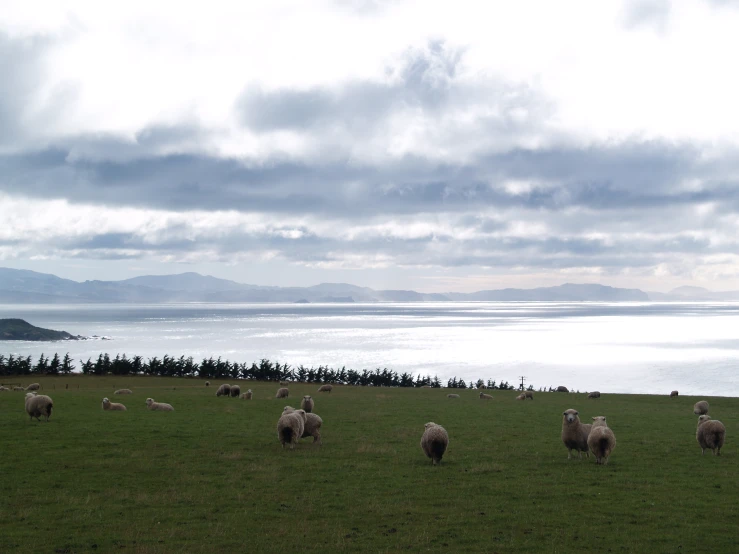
xmin=0 ymin=352 xmax=534 ymax=390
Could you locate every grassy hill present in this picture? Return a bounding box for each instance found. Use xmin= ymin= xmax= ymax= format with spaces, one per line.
xmin=0 ymin=318 xmax=77 ymax=341
xmin=0 ymin=375 xmax=736 ymax=553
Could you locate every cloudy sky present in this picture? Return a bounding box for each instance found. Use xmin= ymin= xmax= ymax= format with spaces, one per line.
xmin=2 ymin=0 xmax=739 ymax=292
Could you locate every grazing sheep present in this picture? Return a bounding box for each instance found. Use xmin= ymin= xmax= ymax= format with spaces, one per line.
xmin=587 ymin=391 xmax=601 ymax=399
xmin=145 ymin=398 xmax=174 ymax=412
xmin=447 ymin=394 xmax=460 ymax=399
xmin=102 ymin=397 xmax=127 ymax=411
xmin=205 ymin=381 xmax=210 ymax=387
xmin=301 ymin=395 xmax=315 ymax=413
xmin=561 ymin=409 xmax=592 ymax=459
xmin=0 ymin=386 xmax=9 ymax=392
xmin=216 ymin=384 xmax=231 ymax=397
xmin=276 ymin=387 xmax=289 ymax=399
xmin=25 ymin=383 xmax=40 ymax=391
xmin=114 ymin=389 xmax=133 ymax=395
xmin=588 ymin=416 xmax=616 ymax=464
xmin=13 ymin=386 xmax=25 ymax=391
xmin=556 ymin=386 xmax=569 ymax=393
xmin=230 ymin=385 xmax=241 ymax=398
xmin=277 ymin=408 xmax=306 ymax=449
xmin=25 ymin=392 xmax=53 ymax=422
xmin=515 ymin=393 xmax=526 ymax=400
xmin=317 ymin=384 xmax=333 ymax=393
xmin=693 ymin=400 xmax=709 ymax=415
xmin=279 ymin=381 xmax=290 ymax=386
xmin=479 ymin=392 xmax=493 ymax=400
xmin=241 ymin=389 xmax=253 ymax=400
xmin=420 ymin=422 xmax=449 ymax=465
xmin=696 ymin=415 xmax=726 ymax=455
xmin=670 ymin=390 xmax=678 ymax=397
xmin=283 ymin=406 xmax=323 ymax=444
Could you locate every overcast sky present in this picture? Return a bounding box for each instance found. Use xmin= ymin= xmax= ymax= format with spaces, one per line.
xmin=1 ymin=0 xmax=739 ymax=292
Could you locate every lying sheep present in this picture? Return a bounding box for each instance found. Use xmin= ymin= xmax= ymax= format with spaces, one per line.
xmin=230 ymin=385 xmax=241 ymax=398
xmin=524 ymin=391 xmax=534 ymax=400
xmin=588 ymin=416 xmax=616 ymax=464
xmin=693 ymin=400 xmax=709 ymax=415
xmin=561 ymin=409 xmax=592 ymax=459
xmin=317 ymin=384 xmax=333 ymax=393
xmin=114 ymin=389 xmax=133 ymax=395
xmin=447 ymin=394 xmax=460 ymax=399
xmin=277 ymin=408 xmax=307 ymax=449
xmin=556 ymin=386 xmax=569 ymax=393
xmin=146 ymin=398 xmax=174 ymax=412
xmin=241 ymin=389 xmax=253 ymax=400
xmin=670 ymin=390 xmax=678 ymax=397
xmin=515 ymin=393 xmax=526 ymax=400
xmin=479 ymin=392 xmax=493 ymax=400
xmin=25 ymin=383 xmax=40 ymax=391
xmin=421 ymin=422 xmax=449 ymax=465
xmin=283 ymin=406 xmax=323 ymax=444
xmin=102 ymin=397 xmax=127 ymax=411
xmin=696 ymin=415 xmax=726 ymax=455
xmin=301 ymin=395 xmax=315 ymax=413
xmin=25 ymin=392 xmax=53 ymax=422
xmin=216 ymin=384 xmax=231 ymax=397
xmin=588 ymin=391 xmax=601 ymax=399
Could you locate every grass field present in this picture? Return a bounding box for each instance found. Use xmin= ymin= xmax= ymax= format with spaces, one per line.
xmin=1 ymin=375 xmax=737 ymax=553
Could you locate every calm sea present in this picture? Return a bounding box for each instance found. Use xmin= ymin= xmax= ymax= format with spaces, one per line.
xmin=1 ymin=302 xmax=738 ymax=396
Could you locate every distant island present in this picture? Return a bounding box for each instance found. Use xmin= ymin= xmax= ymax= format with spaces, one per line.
xmin=0 ymin=318 xmax=83 ymax=341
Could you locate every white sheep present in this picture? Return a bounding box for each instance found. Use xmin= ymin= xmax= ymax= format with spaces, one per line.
xmin=447 ymin=394 xmax=460 ymax=399
xmin=230 ymin=385 xmax=241 ymax=398
xmin=276 ymin=387 xmax=289 ymax=399
xmin=277 ymin=408 xmax=306 ymax=449
xmin=670 ymin=390 xmax=678 ymax=397
xmin=587 ymin=391 xmax=601 ymax=399
xmin=283 ymin=406 xmax=323 ymax=444
xmin=216 ymin=384 xmax=231 ymax=397
xmin=479 ymin=392 xmax=493 ymax=400
xmin=561 ymin=409 xmax=592 ymax=459
xmin=25 ymin=383 xmax=40 ymax=391
xmin=146 ymin=398 xmax=174 ymax=412
xmin=114 ymin=389 xmax=133 ymax=395
xmin=317 ymin=384 xmax=333 ymax=393
xmin=696 ymin=415 xmax=726 ymax=455
xmin=0 ymin=386 xmax=9 ymax=392
xmin=102 ymin=397 xmax=127 ymax=411
xmin=241 ymin=389 xmax=253 ymax=400
xmin=13 ymin=386 xmax=25 ymax=391
xmin=420 ymin=422 xmax=449 ymax=465
xmin=301 ymin=395 xmax=315 ymax=412
xmin=25 ymin=392 xmax=53 ymax=422
xmin=587 ymin=416 xmax=616 ymax=464
xmin=693 ymin=400 xmax=709 ymax=415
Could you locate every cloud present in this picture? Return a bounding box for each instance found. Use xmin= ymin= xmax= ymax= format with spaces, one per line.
xmin=622 ymin=0 xmax=672 ymax=31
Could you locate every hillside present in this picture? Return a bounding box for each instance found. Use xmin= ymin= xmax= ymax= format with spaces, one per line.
xmin=0 ymin=318 xmax=79 ymax=341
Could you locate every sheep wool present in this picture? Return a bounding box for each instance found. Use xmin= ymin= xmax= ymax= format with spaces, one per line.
xmin=13 ymin=386 xmax=25 ymax=391
xmin=146 ymin=398 xmax=174 ymax=412
xmin=25 ymin=383 xmax=40 ymax=391
xmin=447 ymin=394 xmax=460 ymax=399
xmin=276 ymin=387 xmax=289 ymax=399
xmin=215 ymin=384 xmax=231 ymax=397
xmin=479 ymin=392 xmax=493 ymax=400
xmin=279 ymin=381 xmax=290 ymax=387
xmin=588 ymin=391 xmax=601 ymax=399
xmin=524 ymin=391 xmax=534 ymax=400
xmin=317 ymin=384 xmax=333 ymax=393
xmin=301 ymin=395 xmax=315 ymax=413
xmin=241 ymin=389 xmax=253 ymax=400
xmin=283 ymin=406 xmax=323 ymax=444
xmin=561 ymin=409 xmax=592 ymax=459
xmin=693 ymin=400 xmax=709 ymax=415
xmin=556 ymin=386 xmax=569 ymax=393
xmin=420 ymin=422 xmax=449 ymax=465
xmin=0 ymin=386 xmax=9 ymax=392
xmin=515 ymin=393 xmax=526 ymax=401
xmin=25 ymin=392 xmax=53 ymax=422
xmin=114 ymin=389 xmax=133 ymax=395
xmin=587 ymin=416 xmax=616 ymax=465
xmin=230 ymin=385 xmax=241 ymax=398
xmin=696 ymin=415 xmax=726 ymax=455
xmin=102 ymin=397 xmax=127 ymax=411
xmin=277 ymin=408 xmax=306 ymax=449
xmin=670 ymin=390 xmax=678 ymax=397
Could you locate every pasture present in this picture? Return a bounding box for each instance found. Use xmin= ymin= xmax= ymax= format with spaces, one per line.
xmin=1 ymin=376 xmax=737 ymax=553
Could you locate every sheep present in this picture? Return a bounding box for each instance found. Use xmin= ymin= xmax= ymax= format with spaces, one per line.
xmin=696 ymin=415 xmax=726 ymax=455
xmin=587 ymin=391 xmax=601 ymax=399
xmin=317 ymin=384 xmax=333 ymax=393
xmin=301 ymin=395 xmax=315 ymax=413
xmin=524 ymin=391 xmax=534 ymax=400
xmin=556 ymin=386 xmax=569 ymax=393
xmin=0 ymin=386 xmax=9 ymax=392
xmin=102 ymin=397 xmax=127 ymax=411
xmin=205 ymin=381 xmax=210 ymax=387
xmin=447 ymin=394 xmax=460 ymax=399
xmin=515 ymin=393 xmax=526 ymax=400
xmin=13 ymin=386 xmax=25 ymax=391
xmin=279 ymin=381 xmax=290 ymax=387
xmin=670 ymin=390 xmax=678 ymax=397
xmin=230 ymin=385 xmax=241 ymax=398
xmin=216 ymin=384 xmax=231 ymax=397
xmin=420 ymin=422 xmax=449 ymax=465
xmin=25 ymin=383 xmax=40 ymax=391
xmin=241 ymin=389 xmax=253 ymax=400
xmin=283 ymin=406 xmax=323 ymax=444
xmin=275 ymin=387 xmax=289 ymax=399
xmin=587 ymin=416 xmax=616 ymax=464
xmin=561 ymin=409 xmax=592 ymax=459
xmin=693 ymin=400 xmax=709 ymax=415
xmin=479 ymin=392 xmax=493 ymax=400
xmin=25 ymin=392 xmax=53 ymax=422
xmin=277 ymin=408 xmax=306 ymax=449
xmin=114 ymin=389 xmax=133 ymax=395
xmin=146 ymin=398 xmax=174 ymax=412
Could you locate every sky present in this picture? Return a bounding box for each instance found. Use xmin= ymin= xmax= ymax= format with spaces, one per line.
xmin=1 ymin=0 xmax=739 ymax=293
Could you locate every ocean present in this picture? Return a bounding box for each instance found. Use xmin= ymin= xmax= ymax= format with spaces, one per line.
xmin=1 ymin=302 xmax=738 ymax=396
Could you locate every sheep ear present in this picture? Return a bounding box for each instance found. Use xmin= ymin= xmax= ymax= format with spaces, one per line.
xmin=574 ymin=411 xmax=579 ymax=415
xmin=592 ymin=417 xmax=596 ymax=421
xmin=562 ymin=412 xmax=567 ymax=416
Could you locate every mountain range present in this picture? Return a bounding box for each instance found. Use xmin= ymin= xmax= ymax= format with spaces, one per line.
xmin=1 ymin=267 xmax=738 ymax=303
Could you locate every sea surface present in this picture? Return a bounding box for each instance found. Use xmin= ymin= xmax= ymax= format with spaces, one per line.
xmin=1 ymin=302 xmax=738 ymax=396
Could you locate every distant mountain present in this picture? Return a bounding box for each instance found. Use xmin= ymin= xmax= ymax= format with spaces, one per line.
xmin=0 ymin=318 xmax=80 ymax=341
xmin=1 ymin=267 xmax=737 ymax=304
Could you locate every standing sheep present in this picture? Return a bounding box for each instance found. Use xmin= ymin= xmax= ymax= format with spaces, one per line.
xmin=317 ymin=384 xmax=333 ymax=393
xmin=447 ymin=394 xmax=460 ymax=399
xmin=230 ymin=385 xmax=241 ymax=398
xmin=588 ymin=391 xmax=601 ymax=399
xmin=524 ymin=391 xmax=534 ymax=400
xmin=114 ymin=389 xmax=133 ymax=395
xmin=13 ymin=386 xmax=25 ymax=391
xmin=693 ymin=400 xmax=709 ymax=415
xmin=556 ymin=386 xmax=569 ymax=393
xmin=25 ymin=392 xmax=53 ymax=422
xmin=25 ymin=383 xmax=40 ymax=391
xmin=420 ymin=422 xmax=449 ymax=465
xmin=283 ymin=406 xmax=323 ymax=444
xmin=276 ymin=387 xmax=289 ymax=399
xmin=561 ymin=409 xmax=592 ymax=459
xmin=277 ymin=408 xmax=306 ymax=449
xmin=696 ymin=415 xmax=726 ymax=455
xmin=146 ymin=398 xmax=174 ymax=412
xmin=479 ymin=392 xmax=493 ymax=400
xmin=0 ymin=386 xmax=9 ymax=392
xmin=205 ymin=381 xmax=210 ymax=387
xmin=102 ymin=397 xmax=127 ymax=411
xmin=216 ymin=384 xmax=231 ymax=397
xmin=587 ymin=416 xmax=616 ymax=465
xmin=241 ymin=389 xmax=253 ymax=400
xmin=670 ymin=390 xmax=678 ymax=397
xmin=301 ymin=395 xmax=315 ymax=413
xmin=279 ymin=381 xmax=290 ymax=386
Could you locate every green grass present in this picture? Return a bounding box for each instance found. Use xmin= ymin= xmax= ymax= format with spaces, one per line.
xmin=1 ymin=376 xmax=737 ymax=553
